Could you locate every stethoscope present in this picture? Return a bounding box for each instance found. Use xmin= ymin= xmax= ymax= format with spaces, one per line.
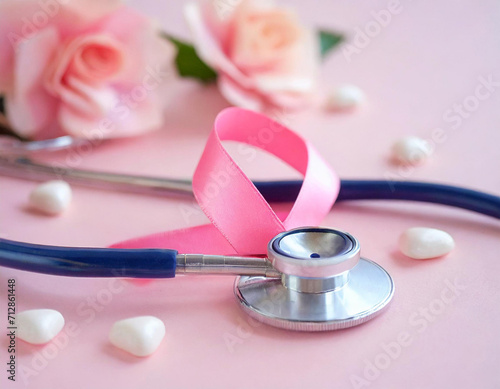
xmin=1 ymin=227 xmax=393 ymax=331
xmin=1 ymin=135 xmax=500 ymax=331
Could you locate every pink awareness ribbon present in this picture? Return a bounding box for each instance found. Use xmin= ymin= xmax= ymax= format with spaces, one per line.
xmin=111 ymin=108 xmax=340 ymax=256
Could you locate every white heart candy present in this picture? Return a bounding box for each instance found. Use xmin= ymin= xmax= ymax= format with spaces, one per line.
xmin=399 ymin=227 xmax=455 ymax=259
xmin=29 ymin=180 xmax=72 ymax=215
xmin=392 ymin=136 xmax=432 ymax=165
xmin=325 ymin=85 xmax=365 ymax=110
xmin=17 ymin=309 xmax=65 ymax=345
xmin=109 ymin=316 xmax=165 ymax=357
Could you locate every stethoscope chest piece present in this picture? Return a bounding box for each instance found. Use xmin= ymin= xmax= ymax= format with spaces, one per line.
xmin=234 ymin=227 xmax=395 ymax=331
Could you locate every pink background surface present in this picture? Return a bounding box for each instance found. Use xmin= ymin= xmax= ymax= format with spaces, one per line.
xmin=1 ymin=1 xmax=500 ymax=388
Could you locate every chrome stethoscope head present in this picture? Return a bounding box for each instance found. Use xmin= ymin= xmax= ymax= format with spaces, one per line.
xmin=235 ymin=227 xmax=395 ymax=331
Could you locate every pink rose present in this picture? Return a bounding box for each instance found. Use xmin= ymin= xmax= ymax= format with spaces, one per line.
xmin=185 ymin=0 xmax=319 ymax=112
xmin=0 ymin=0 xmax=176 ymax=139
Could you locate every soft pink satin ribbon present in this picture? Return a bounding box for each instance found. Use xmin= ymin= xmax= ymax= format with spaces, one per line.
xmin=111 ymin=108 xmax=340 ymax=255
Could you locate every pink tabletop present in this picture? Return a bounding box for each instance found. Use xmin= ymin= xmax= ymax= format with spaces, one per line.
xmin=1 ymin=1 xmax=500 ymax=388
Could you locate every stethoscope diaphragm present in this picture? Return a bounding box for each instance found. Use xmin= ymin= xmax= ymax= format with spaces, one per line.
xmin=234 ymin=228 xmax=394 ymax=331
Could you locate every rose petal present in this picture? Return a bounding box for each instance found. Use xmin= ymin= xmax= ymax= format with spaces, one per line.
xmin=218 ymin=75 xmax=263 ymax=111
xmin=5 ymin=28 xmax=59 ymax=137
xmin=266 ymin=90 xmax=315 ymax=109
xmin=61 ymin=0 xmax=122 ymax=23
xmin=250 ymin=27 xmax=318 ymax=89
xmin=230 ymin=8 xmax=303 ymax=71
xmin=59 ymin=76 xmax=118 ymax=117
xmin=0 ymin=1 xmax=31 ymax=90
xmin=185 ymin=2 xmax=253 ymax=89
xmin=94 ymin=7 xmax=176 ymax=86
xmin=58 ymin=94 xmax=164 ymax=138
xmin=69 ymin=38 xmax=124 ymax=82
xmin=0 ymin=0 xmax=123 ymax=89
xmin=127 ymin=25 xmax=177 ymax=89
xmin=44 ymin=34 xmax=124 ymax=95
xmin=253 ymin=74 xmax=315 ymax=94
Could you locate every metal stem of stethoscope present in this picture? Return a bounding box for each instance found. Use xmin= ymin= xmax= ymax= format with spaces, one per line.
xmin=176 ymin=254 xmax=279 ymax=277
xmin=0 ymin=154 xmax=194 ymax=197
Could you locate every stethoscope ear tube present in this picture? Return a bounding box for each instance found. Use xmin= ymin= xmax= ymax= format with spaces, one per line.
xmin=254 ymin=180 xmax=500 ymax=219
xmin=0 ymin=239 xmax=279 ymax=278
xmin=1 ymin=156 xmax=499 ymax=219
xmin=0 ymin=239 xmax=178 ymax=278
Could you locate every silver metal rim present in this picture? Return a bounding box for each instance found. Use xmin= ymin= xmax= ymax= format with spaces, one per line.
xmin=234 ymin=258 xmax=394 ymax=332
xmin=268 ymin=227 xmax=361 ymax=278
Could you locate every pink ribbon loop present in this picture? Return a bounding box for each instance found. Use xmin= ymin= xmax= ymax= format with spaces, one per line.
xmin=112 ymin=107 xmax=340 ymax=255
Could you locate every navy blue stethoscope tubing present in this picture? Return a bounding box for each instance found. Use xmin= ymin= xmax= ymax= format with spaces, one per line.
xmin=256 ymin=179 xmax=500 ymax=219
xmin=1 ymin=180 xmax=499 ymax=279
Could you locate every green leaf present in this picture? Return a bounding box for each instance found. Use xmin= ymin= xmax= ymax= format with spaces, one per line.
xmin=165 ymin=35 xmax=217 ymax=83
xmin=318 ymin=29 xmax=344 ymax=59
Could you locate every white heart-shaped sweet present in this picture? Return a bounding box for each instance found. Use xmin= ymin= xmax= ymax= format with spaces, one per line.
xmin=29 ymin=180 xmax=72 ymax=215
xmin=325 ymin=85 xmax=365 ymax=110
xmin=109 ymin=316 xmax=165 ymax=357
xmin=392 ymin=136 xmax=432 ymax=165
xmin=17 ymin=309 xmax=65 ymax=345
xmin=399 ymin=227 xmax=455 ymax=259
